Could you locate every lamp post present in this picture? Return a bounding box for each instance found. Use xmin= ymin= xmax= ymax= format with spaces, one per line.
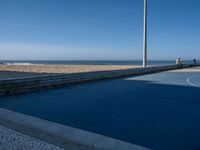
xmin=143 ymin=0 xmax=147 ymax=67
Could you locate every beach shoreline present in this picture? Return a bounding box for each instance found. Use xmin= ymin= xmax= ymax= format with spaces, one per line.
xmin=0 ymin=64 xmax=140 ymax=80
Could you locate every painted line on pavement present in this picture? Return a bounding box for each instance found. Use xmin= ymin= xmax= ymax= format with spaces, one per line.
xmin=186 ymin=75 xmax=200 ymax=88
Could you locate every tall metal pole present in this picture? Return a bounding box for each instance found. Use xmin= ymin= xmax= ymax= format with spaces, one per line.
xmin=143 ymin=0 xmax=147 ymax=67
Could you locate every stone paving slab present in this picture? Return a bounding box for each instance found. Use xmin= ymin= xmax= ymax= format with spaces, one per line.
xmin=0 ymin=125 xmax=63 ymax=150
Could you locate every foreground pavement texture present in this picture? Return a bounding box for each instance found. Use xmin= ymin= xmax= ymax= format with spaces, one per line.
xmin=0 ymin=125 xmax=63 ymax=150
xmin=0 ymin=66 xmax=200 ymax=150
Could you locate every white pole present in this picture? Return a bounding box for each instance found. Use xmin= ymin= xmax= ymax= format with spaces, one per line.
xmin=143 ymin=0 xmax=147 ymax=67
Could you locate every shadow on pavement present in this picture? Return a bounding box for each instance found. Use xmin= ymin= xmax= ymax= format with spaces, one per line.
xmin=0 ymin=79 xmax=200 ymax=150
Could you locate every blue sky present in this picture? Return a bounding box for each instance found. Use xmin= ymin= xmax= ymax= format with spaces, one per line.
xmin=0 ymin=0 xmax=199 ymax=60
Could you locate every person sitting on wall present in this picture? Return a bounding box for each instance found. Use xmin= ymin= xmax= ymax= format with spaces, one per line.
xmin=176 ymin=57 xmax=183 ymax=68
xmin=193 ymin=59 xmax=197 ymax=66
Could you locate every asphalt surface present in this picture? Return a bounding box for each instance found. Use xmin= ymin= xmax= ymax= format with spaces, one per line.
xmin=0 ymin=66 xmax=200 ymax=150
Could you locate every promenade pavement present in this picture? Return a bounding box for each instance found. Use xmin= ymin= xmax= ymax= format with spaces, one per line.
xmin=0 ymin=66 xmax=200 ymax=150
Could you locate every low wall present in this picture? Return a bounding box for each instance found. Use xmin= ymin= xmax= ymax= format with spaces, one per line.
xmin=0 ymin=64 xmax=197 ymax=96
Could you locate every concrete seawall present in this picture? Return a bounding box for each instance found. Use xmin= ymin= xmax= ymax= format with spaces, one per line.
xmin=0 ymin=64 xmax=197 ymax=96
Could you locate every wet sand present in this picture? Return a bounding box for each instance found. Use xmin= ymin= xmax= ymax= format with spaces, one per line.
xmin=0 ymin=65 xmax=140 ymax=80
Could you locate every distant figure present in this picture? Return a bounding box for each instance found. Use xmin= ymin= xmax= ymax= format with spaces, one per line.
xmin=176 ymin=57 xmax=183 ymax=68
xmin=193 ymin=59 xmax=197 ymax=66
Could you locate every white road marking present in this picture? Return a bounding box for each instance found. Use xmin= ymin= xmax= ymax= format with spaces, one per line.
xmin=186 ymin=75 xmax=200 ymax=88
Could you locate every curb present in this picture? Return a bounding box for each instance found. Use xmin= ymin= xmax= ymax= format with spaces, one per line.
xmin=0 ymin=108 xmax=151 ymax=150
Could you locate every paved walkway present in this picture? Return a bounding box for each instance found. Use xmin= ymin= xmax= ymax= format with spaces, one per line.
xmin=0 ymin=66 xmax=199 ymax=150
xmin=0 ymin=125 xmax=63 ymax=150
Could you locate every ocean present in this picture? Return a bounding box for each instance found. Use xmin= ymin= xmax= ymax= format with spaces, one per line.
xmin=0 ymin=60 xmax=195 ymax=66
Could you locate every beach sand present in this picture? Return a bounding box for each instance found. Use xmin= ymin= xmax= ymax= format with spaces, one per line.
xmin=0 ymin=65 xmax=140 ymax=80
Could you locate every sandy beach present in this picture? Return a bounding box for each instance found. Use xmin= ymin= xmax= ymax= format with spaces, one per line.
xmin=0 ymin=65 xmax=140 ymax=80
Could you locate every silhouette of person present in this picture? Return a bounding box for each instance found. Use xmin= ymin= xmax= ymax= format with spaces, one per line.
xmin=193 ymin=59 xmax=197 ymax=65
xmin=176 ymin=57 xmax=183 ymax=68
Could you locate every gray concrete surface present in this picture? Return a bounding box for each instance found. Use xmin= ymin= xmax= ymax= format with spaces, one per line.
xmin=0 ymin=125 xmax=63 ymax=150
xmin=0 ymin=108 xmax=151 ymax=150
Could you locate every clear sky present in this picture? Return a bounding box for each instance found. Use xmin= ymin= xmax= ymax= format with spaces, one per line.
xmin=0 ymin=0 xmax=199 ymax=60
